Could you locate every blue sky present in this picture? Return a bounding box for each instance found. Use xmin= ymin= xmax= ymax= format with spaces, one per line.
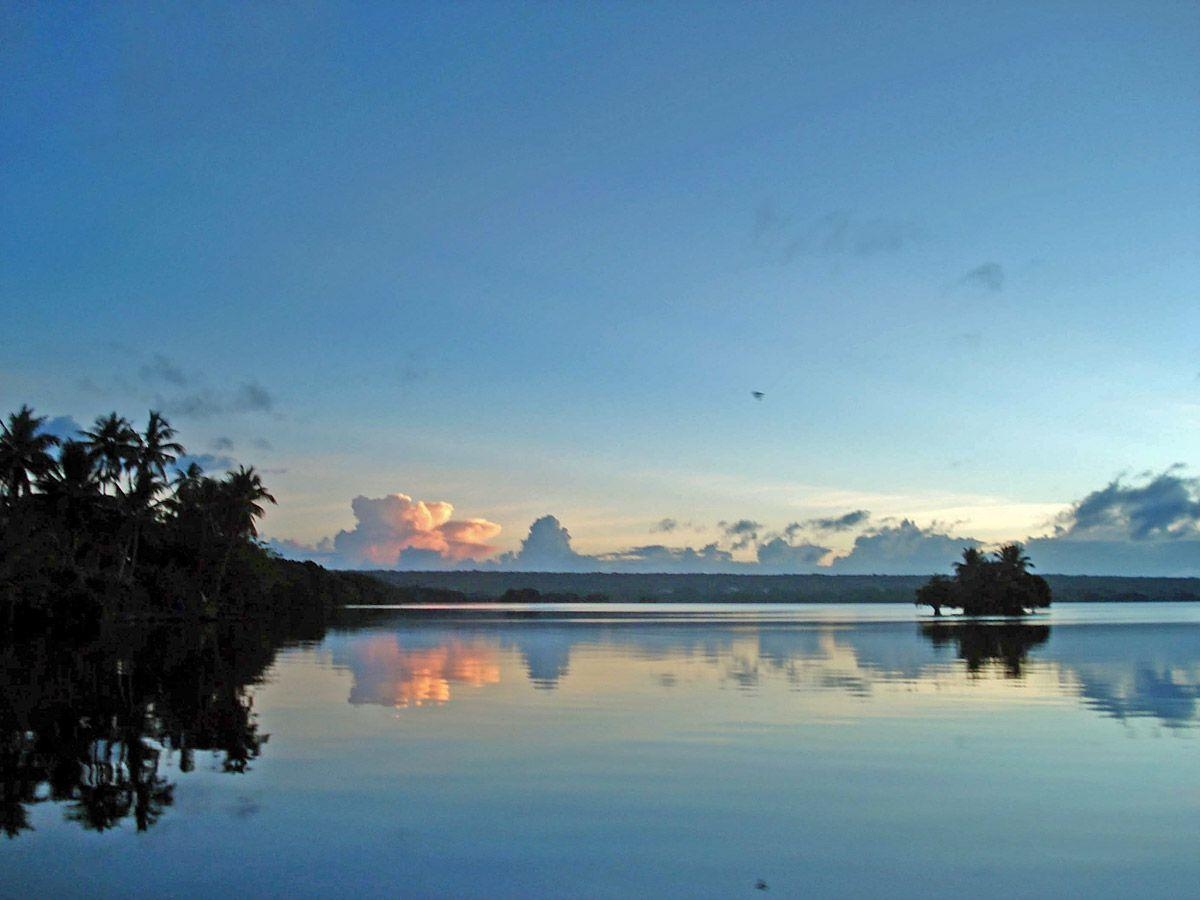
xmin=4 ymin=3 xmax=1199 ymax=573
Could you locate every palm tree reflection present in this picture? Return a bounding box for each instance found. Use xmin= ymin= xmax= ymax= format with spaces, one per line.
xmin=0 ymin=618 xmax=289 ymax=838
xmin=920 ymin=621 xmax=1051 ymax=677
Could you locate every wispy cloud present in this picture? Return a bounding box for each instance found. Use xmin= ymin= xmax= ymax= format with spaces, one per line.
xmin=754 ymin=204 xmax=923 ymax=263
xmin=958 ymin=262 xmax=1005 ymax=292
xmin=139 ymin=353 xmax=188 ymax=387
xmin=159 ymin=381 xmax=277 ymax=419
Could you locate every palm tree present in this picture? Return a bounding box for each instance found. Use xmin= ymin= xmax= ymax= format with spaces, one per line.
xmin=116 ymin=412 xmax=184 ymax=579
xmin=82 ymin=413 xmax=139 ymax=494
xmin=0 ymin=405 xmax=60 ymax=501
xmin=996 ymin=542 xmax=1032 ymax=572
xmin=219 ymin=466 xmax=277 ymax=539
xmin=954 ymin=546 xmax=987 ymax=575
xmin=120 ymin=465 xmax=170 ymax=581
xmin=134 ymin=411 xmax=183 ymax=484
xmin=37 ymin=440 xmax=102 ymax=568
xmin=212 ymin=466 xmax=276 ymax=600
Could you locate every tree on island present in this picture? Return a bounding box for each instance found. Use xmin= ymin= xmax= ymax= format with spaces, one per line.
xmin=916 ymin=543 xmax=1051 ymax=616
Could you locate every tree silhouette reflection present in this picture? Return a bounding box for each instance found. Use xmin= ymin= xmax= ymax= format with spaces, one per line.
xmin=920 ymin=621 xmax=1050 ymax=677
xmin=0 ymin=615 xmax=304 ymax=837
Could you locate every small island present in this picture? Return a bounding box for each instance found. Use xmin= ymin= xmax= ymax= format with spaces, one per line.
xmin=916 ymin=545 xmax=1052 ymax=616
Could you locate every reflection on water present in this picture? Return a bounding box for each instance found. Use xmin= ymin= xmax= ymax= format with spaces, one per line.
xmin=1 ymin=619 xmax=296 ymax=838
xmin=331 ymin=609 xmax=1199 ymax=729
xmin=3 ymin=604 xmax=1199 ymax=898
xmin=920 ymin=621 xmax=1050 ymax=677
xmin=346 ymin=636 xmax=501 ymax=707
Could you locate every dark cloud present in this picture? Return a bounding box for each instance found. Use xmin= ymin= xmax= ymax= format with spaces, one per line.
xmin=959 ymin=262 xmax=1005 ymax=292
xmin=234 ymin=382 xmax=274 ymax=412
xmin=1019 ymin=470 xmax=1200 ymax=575
xmin=495 ymin=518 xmax=741 ymax=573
xmin=1055 ymin=470 xmax=1200 ymax=541
xmin=756 ymin=537 xmax=831 ymax=572
xmin=720 ymin=518 xmax=762 ymax=550
xmin=781 ymin=212 xmax=922 ymax=261
xmin=597 ymin=543 xmax=735 ymax=572
xmin=830 ymin=520 xmax=979 ymax=575
xmin=159 ymin=381 xmax=277 ymax=419
xmin=801 ymin=510 xmax=871 ymax=534
xmin=253 ymin=437 xmax=273 ymax=451
xmin=139 ymin=353 xmax=188 ymax=387
xmin=651 ymin=518 xmax=678 ymax=533
xmin=753 ymin=203 xmax=923 ymax=263
xmin=1023 ymin=537 xmax=1200 ymax=578
xmin=161 ymin=392 xmax=224 ymax=418
xmin=752 ymin=201 xmax=791 ymax=238
xmin=213 ymin=436 xmax=235 ymax=451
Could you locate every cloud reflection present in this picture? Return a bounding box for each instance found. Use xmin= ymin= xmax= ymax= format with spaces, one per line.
xmin=332 ymin=614 xmax=1199 ymax=728
xmin=343 ymin=635 xmax=500 ymax=708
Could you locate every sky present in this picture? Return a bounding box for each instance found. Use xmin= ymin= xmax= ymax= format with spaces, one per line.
xmin=4 ymin=2 xmax=1199 ymax=575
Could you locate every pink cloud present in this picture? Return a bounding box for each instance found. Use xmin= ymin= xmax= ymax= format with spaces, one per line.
xmin=333 ymin=493 xmax=501 ymax=566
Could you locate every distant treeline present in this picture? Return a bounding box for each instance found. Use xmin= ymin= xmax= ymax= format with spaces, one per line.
xmin=365 ymin=570 xmax=1200 ymax=604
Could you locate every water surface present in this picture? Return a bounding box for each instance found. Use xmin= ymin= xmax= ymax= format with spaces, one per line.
xmin=3 ymin=603 xmax=1198 ymax=898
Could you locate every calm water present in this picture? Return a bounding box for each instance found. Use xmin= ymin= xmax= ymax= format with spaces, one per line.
xmin=3 ymin=603 xmax=1198 ymax=898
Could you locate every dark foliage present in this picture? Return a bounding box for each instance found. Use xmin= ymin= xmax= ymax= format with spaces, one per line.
xmin=915 ymin=544 xmax=1052 ymax=616
xmin=0 ymin=405 xmax=399 ymax=631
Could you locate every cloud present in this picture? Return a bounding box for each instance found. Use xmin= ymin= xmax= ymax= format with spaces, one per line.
xmin=752 ymin=201 xmax=791 ymax=238
xmin=42 ymin=415 xmax=84 ymax=442
xmin=213 ymin=436 xmax=235 ymax=451
xmin=596 ymin=543 xmax=736 ymax=572
xmin=139 ymin=354 xmax=188 ymax=386
xmin=495 ymin=515 xmax=590 ymax=571
xmin=830 ymin=520 xmax=980 ymax=575
xmin=161 ymin=393 xmax=225 ymax=418
xmin=720 ymin=518 xmax=762 ymax=550
xmin=234 ymin=382 xmax=274 ymax=412
xmin=1023 ymin=537 xmax=1200 ymax=578
xmin=1020 ymin=469 xmax=1200 ymax=575
xmin=1054 ymin=469 xmax=1200 ymax=541
xmin=271 ymin=471 xmax=1200 ymax=576
xmin=776 ymin=212 xmax=922 ymax=261
xmin=787 ymin=509 xmax=871 ymax=536
xmin=331 ymin=494 xmax=502 ymax=567
xmin=959 ymin=262 xmax=1005 ymax=292
xmin=159 ymin=381 xmax=277 ymax=419
xmin=756 ymin=537 xmax=832 ymax=572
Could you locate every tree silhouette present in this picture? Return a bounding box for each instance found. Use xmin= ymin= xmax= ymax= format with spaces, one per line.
xmin=0 ymin=405 xmax=60 ymax=502
xmin=917 ymin=543 xmax=1051 ymax=616
xmin=82 ymin=412 xmax=139 ymax=495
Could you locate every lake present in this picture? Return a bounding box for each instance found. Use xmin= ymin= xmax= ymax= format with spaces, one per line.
xmin=3 ymin=603 xmax=1198 ymax=898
